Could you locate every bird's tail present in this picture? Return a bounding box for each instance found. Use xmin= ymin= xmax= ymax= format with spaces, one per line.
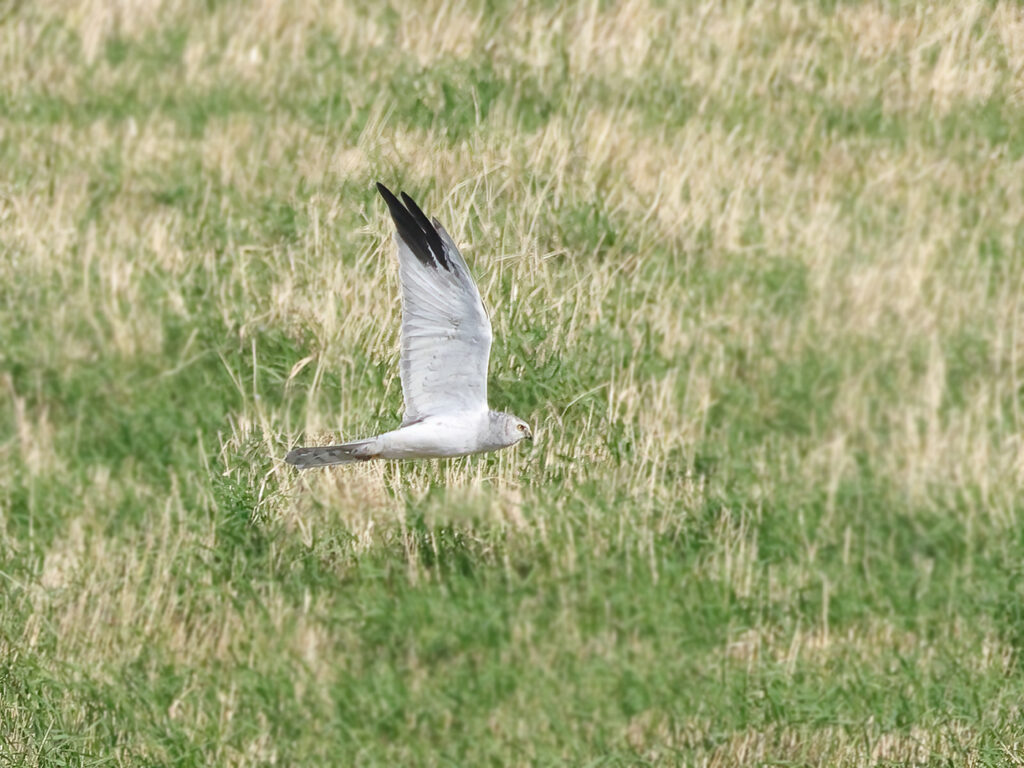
xmin=285 ymin=439 xmax=378 ymax=469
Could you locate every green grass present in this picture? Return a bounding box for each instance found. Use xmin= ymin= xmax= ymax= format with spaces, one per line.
xmin=3 ymin=0 xmax=1024 ymax=764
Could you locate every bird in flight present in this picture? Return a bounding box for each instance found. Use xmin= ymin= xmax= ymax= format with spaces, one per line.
xmin=285 ymin=183 xmax=533 ymax=469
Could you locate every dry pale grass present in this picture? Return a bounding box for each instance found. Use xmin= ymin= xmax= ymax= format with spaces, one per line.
xmin=3 ymin=0 xmax=1024 ymax=764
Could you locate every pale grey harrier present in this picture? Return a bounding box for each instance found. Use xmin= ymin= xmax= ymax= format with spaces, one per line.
xmin=285 ymin=183 xmax=532 ymax=469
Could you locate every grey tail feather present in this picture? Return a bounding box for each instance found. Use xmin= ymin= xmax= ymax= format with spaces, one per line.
xmin=285 ymin=440 xmax=376 ymax=469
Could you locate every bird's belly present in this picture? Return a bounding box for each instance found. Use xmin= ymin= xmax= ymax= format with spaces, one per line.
xmin=375 ymin=418 xmax=484 ymax=459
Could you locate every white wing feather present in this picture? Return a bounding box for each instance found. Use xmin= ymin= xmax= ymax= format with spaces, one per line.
xmin=378 ymin=186 xmax=492 ymax=423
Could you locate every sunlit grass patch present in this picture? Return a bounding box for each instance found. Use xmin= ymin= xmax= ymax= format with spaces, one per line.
xmin=3 ymin=0 xmax=1024 ymax=764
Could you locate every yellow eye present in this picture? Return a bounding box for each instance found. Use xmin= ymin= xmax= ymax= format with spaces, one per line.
xmin=517 ymin=424 xmax=526 ymax=431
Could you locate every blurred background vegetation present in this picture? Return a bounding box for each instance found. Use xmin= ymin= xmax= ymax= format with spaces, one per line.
xmin=2 ymin=0 xmax=1024 ymax=764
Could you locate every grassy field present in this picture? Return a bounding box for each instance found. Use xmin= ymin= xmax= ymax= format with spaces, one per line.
xmin=2 ymin=0 xmax=1024 ymax=764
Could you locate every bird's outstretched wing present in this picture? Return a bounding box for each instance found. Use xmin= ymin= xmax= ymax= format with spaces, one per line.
xmin=376 ymin=183 xmax=493 ymax=424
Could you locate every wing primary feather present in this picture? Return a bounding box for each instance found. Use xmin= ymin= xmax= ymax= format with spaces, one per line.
xmin=400 ymin=191 xmax=451 ymax=271
xmin=376 ymin=182 xmax=449 ymax=271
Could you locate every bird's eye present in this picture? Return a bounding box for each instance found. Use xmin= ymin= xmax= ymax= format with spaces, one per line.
xmin=517 ymin=424 xmax=525 ymax=431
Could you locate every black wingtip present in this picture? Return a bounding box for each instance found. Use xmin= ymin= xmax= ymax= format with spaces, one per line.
xmin=375 ymin=182 xmax=405 ymax=222
xmin=376 ymin=182 xmax=451 ymax=271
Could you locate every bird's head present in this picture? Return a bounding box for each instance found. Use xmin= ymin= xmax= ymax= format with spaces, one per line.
xmin=494 ymin=412 xmax=533 ymax=446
